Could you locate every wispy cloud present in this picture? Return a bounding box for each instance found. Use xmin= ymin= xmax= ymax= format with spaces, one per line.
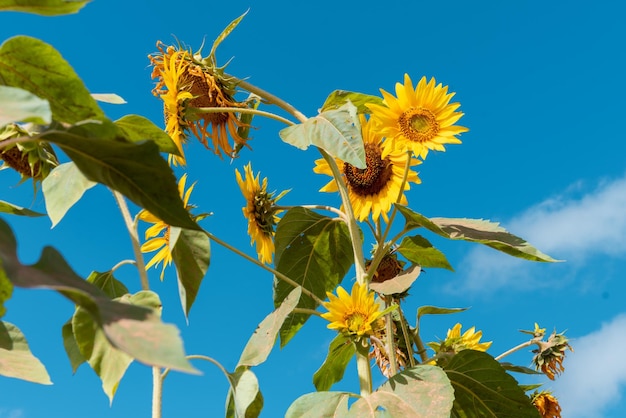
xmin=552 ymin=313 xmax=626 ymax=418
xmin=0 ymin=408 xmax=24 ymax=418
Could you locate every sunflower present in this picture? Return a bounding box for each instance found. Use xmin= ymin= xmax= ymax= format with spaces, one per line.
xmin=428 ymin=323 xmax=492 ymax=355
xmin=138 ymin=174 xmax=196 ymax=279
xmin=0 ymin=123 xmax=58 ymax=184
xmin=313 ymin=114 xmax=421 ymax=222
xmin=532 ymin=330 xmax=572 ymax=380
xmin=321 ymin=282 xmax=384 ymax=338
xmin=367 ymin=74 xmax=468 ymax=160
xmin=235 ymin=163 xmax=286 ymax=264
xmin=531 ymin=391 xmax=562 ymax=418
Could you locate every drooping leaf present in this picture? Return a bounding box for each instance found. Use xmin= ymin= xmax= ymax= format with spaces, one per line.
xmin=210 ymin=8 xmax=249 ymax=57
xmin=500 ymin=362 xmax=543 ymax=375
xmin=397 ymin=235 xmax=454 ymax=271
xmin=369 ymin=264 xmax=421 ymax=295
xmin=114 ymin=114 xmax=180 ymax=155
xmin=0 ymin=218 xmax=196 ymax=373
xmin=445 ymin=350 xmax=541 ymax=418
xmin=274 ymin=208 xmax=354 ymax=346
xmin=61 ymin=319 xmax=85 ymax=373
xmin=0 ymin=321 xmax=51 ymax=384
xmin=0 ymin=0 xmax=89 ymax=15
xmin=395 ymin=205 xmax=558 ymax=262
xmin=347 ymin=366 xmax=454 ymax=418
xmin=238 ymin=287 xmax=301 ymax=368
xmin=225 ymin=368 xmax=264 ymax=418
xmin=0 ymin=36 xmax=104 ymax=123
xmin=42 ymin=162 xmax=96 ymax=227
xmin=285 ymin=392 xmax=351 ymax=418
xmin=417 ymin=306 xmax=469 ymax=322
xmin=171 ymin=228 xmax=210 ymax=318
xmin=91 ymin=93 xmax=126 ymax=104
xmin=321 ymin=90 xmax=384 ymax=114
xmin=0 ymin=200 xmax=44 ymax=217
xmin=0 ymin=263 xmax=12 ymax=317
xmin=0 ymin=85 xmax=51 ymax=126
xmin=279 ymin=101 xmax=366 ymax=169
xmin=313 ymin=334 xmax=355 ymax=391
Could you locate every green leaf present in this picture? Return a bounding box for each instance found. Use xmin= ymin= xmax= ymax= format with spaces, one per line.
xmin=274 ymin=208 xmax=354 ymax=347
xmin=42 ymin=121 xmax=198 ymax=230
xmin=0 ymin=218 xmax=197 ymax=373
xmin=61 ymin=319 xmax=85 ymax=373
xmin=0 ymin=262 xmax=11 ymax=317
xmin=445 ymin=350 xmax=540 ymax=418
xmin=0 ymin=85 xmax=51 ymax=126
xmin=369 ymin=264 xmax=421 ymax=295
xmin=321 ymin=90 xmax=384 ymax=114
xmin=279 ymin=101 xmax=366 ymax=169
xmin=397 ymin=235 xmax=454 ymax=271
xmin=210 ymin=8 xmax=249 ymax=57
xmin=395 ymin=205 xmax=559 ymax=262
xmin=0 ymin=200 xmax=45 ymax=217
xmin=0 ymin=321 xmax=51 ymax=384
xmin=313 ymin=334 xmax=355 ymax=391
xmin=114 ymin=114 xmax=180 ymax=156
xmin=225 ymin=368 xmax=264 ymax=418
xmin=238 ymin=287 xmax=301 ymax=368
xmin=86 ymin=270 xmax=129 ymax=299
xmin=500 ymin=362 xmax=543 ymax=375
xmin=417 ymin=306 xmax=469 ymax=322
xmin=0 ymin=0 xmax=89 ymax=15
xmin=0 ymin=36 xmax=104 ymax=123
xmin=285 ymin=392 xmax=351 ymax=418
xmin=347 ymin=366 xmax=454 ymax=418
xmin=42 ymin=162 xmax=96 ymax=227
xmin=92 ymin=93 xmax=126 ymax=104
xmin=171 ymin=228 xmax=210 ymax=318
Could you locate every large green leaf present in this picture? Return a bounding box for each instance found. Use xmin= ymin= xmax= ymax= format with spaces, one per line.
xmin=417 ymin=306 xmax=469 ymax=322
xmin=397 ymin=235 xmax=453 ymax=271
xmin=114 ymin=114 xmax=180 ymax=156
xmin=0 ymin=218 xmax=196 ymax=373
xmin=279 ymin=101 xmax=366 ymax=169
xmin=0 ymin=36 xmax=103 ymax=123
xmin=274 ymin=208 xmax=354 ymax=347
xmin=171 ymin=228 xmax=210 ymax=318
xmin=395 ymin=205 xmax=558 ymax=262
xmin=445 ymin=350 xmax=540 ymax=418
xmin=321 ymin=90 xmax=384 ymax=114
xmin=0 ymin=0 xmax=89 ymax=15
xmin=313 ymin=334 xmax=355 ymax=391
xmin=42 ymin=162 xmax=96 ymax=227
xmin=0 ymin=321 xmax=51 ymax=384
xmin=285 ymin=392 xmax=351 ymax=418
xmin=61 ymin=319 xmax=84 ymax=373
xmin=0 ymin=85 xmax=51 ymax=126
xmin=0 ymin=200 xmax=45 ymax=217
xmin=225 ymin=368 xmax=264 ymax=418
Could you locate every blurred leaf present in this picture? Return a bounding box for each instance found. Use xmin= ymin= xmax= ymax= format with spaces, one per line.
xmin=86 ymin=270 xmax=129 ymax=299
xmin=42 ymin=162 xmax=96 ymax=227
xmin=210 ymin=8 xmax=249 ymax=57
xmin=279 ymin=101 xmax=365 ymax=169
xmin=61 ymin=319 xmax=85 ymax=373
xmin=42 ymin=121 xmax=198 ymax=230
xmin=225 ymin=368 xmax=264 ymax=418
xmin=171 ymin=228 xmax=210 ymax=318
xmin=233 ymin=95 xmax=259 ymax=158
xmin=91 ymin=93 xmax=126 ymax=104
xmin=445 ymin=350 xmax=540 ymax=418
xmin=369 ymin=264 xmax=421 ymax=295
xmin=238 ymin=287 xmax=301 ymax=368
xmin=313 ymin=334 xmax=355 ymax=391
xmin=114 ymin=114 xmax=180 ymax=155
xmin=395 ymin=205 xmax=559 ymax=262
xmin=285 ymin=392 xmax=351 ymax=418
xmin=500 ymin=362 xmax=543 ymax=375
xmin=0 ymin=0 xmax=89 ymax=15
xmin=417 ymin=306 xmax=469 ymax=322
xmin=274 ymin=208 xmax=354 ymax=347
xmin=0 ymin=36 xmax=104 ymax=123
xmin=0 ymin=218 xmax=196 ymax=373
xmin=397 ymin=235 xmax=453 ymax=271
xmin=347 ymin=366 xmax=453 ymax=417
xmin=321 ymin=90 xmax=384 ymax=114
xmin=0 ymin=200 xmax=44 ymax=217
xmin=0 ymin=264 xmax=11 ymax=317
xmin=0 ymin=85 xmax=51 ymax=126
xmin=0 ymin=321 xmax=51 ymax=384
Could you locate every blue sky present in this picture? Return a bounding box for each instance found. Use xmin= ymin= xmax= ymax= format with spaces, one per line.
xmin=2 ymin=1 xmax=626 ymax=417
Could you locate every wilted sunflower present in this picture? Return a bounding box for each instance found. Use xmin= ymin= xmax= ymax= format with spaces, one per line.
xmin=321 ymin=282 xmax=384 ymax=338
xmin=313 ymin=114 xmax=421 ymax=222
xmin=0 ymin=123 xmax=58 ymax=185
xmin=235 ymin=163 xmax=287 ymax=265
xmin=531 ymin=391 xmax=562 ymax=418
xmin=428 ymin=323 xmax=492 ymax=356
xmin=367 ymin=74 xmax=468 ymax=160
xmin=138 ymin=174 xmax=196 ymax=279
xmin=149 ymin=41 xmax=247 ymax=163
xmin=532 ymin=330 xmax=572 ymax=380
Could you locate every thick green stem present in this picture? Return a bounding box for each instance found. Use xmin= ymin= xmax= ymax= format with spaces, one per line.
xmin=380 ymin=151 xmax=413 ymax=245
xmin=355 ymin=340 xmax=373 ymax=397
xmin=397 ymin=306 xmax=416 ymax=368
xmin=412 ymin=327 xmax=429 ymax=363
xmin=384 ymin=298 xmax=399 ymax=376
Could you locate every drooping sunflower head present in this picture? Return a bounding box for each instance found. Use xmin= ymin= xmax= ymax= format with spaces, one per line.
xmin=235 ymin=163 xmax=287 ymax=265
xmin=367 ymin=74 xmax=468 ymax=160
xmin=313 ymin=114 xmax=421 ymax=222
xmin=428 ymin=323 xmax=492 ymax=358
xmin=321 ymin=282 xmax=384 ymax=338
xmin=530 ymin=391 xmax=562 ymax=418
xmin=532 ymin=330 xmax=572 ymax=380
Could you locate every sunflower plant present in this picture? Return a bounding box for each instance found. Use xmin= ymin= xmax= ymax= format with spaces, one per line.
xmin=0 ymin=4 xmax=572 ymax=418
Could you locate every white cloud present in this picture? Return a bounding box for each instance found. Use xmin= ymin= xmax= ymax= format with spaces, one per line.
xmin=0 ymin=409 xmax=24 ymax=418
xmin=552 ymin=314 xmax=626 ymax=418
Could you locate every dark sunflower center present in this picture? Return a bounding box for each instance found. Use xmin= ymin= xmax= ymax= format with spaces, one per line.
xmin=0 ymin=147 xmax=37 ymax=178
xmin=253 ymin=191 xmax=276 ymax=235
xmin=186 ymin=73 xmax=229 ymax=124
xmin=343 ymin=143 xmax=393 ymax=196
xmin=398 ymin=107 xmax=439 ymax=143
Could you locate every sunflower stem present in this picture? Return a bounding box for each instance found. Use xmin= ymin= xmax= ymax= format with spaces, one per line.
xmin=384 ymin=297 xmax=399 ymax=376
xmin=380 ymin=151 xmax=413 ymax=245
xmin=397 ymin=305 xmax=416 ymax=368
xmin=355 ymin=340 xmax=373 ymax=396
xmin=191 ymin=106 xmax=295 ymax=126
xmin=412 ymin=326 xmax=429 ymax=363
xmin=495 ymin=339 xmax=537 ymax=361
xmin=292 ymin=308 xmax=323 ymax=317
xmin=152 ymin=367 xmax=163 ymax=418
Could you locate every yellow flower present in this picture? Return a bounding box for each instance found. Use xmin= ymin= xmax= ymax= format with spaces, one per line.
xmin=428 ymin=323 xmax=492 ymax=355
xmin=367 ymin=74 xmax=468 ymax=160
xmin=138 ymin=174 xmax=196 ymax=279
xmin=321 ymin=282 xmax=384 ymax=338
xmin=313 ymin=114 xmax=421 ymax=222
xmin=235 ymin=163 xmax=286 ymax=264
xmin=531 ymin=391 xmax=562 ymax=418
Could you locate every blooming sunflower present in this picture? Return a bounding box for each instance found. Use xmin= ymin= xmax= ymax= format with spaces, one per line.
xmin=138 ymin=174 xmax=196 ymax=279
xmin=321 ymin=282 xmax=384 ymax=338
xmin=531 ymin=391 xmax=562 ymax=418
xmin=428 ymin=323 xmax=492 ymax=355
xmin=367 ymin=74 xmax=468 ymax=160
xmin=313 ymin=114 xmax=421 ymax=222
xmin=235 ymin=163 xmax=286 ymax=265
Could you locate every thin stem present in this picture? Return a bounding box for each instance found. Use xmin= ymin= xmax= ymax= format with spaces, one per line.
xmin=162 ymin=354 xmax=229 ymax=381
xmin=380 ymin=151 xmax=413 ymax=245
xmin=110 ymin=259 xmax=136 ymax=273
xmin=192 ymin=106 xmax=295 ymax=126
xmin=274 ymin=204 xmax=348 ymax=223
xmin=292 ymin=308 xmax=323 ymax=317
xmin=355 ymin=340 xmax=373 ymax=396
xmin=495 ymin=340 xmax=537 ymax=362
xmin=397 ymin=306 xmax=416 ymax=368
xmin=412 ymin=327 xmax=429 ymax=363
xmin=384 ymin=297 xmax=398 ymax=376
xmin=152 ymin=367 xmax=163 ymax=418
